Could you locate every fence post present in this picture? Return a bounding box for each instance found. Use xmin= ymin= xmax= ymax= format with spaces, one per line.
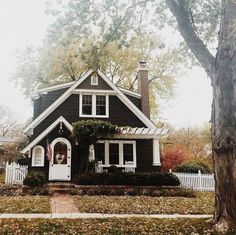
xmin=198 ymin=170 xmax=202 ymax=191
xmin=4 ymin=161 xmax=8 ymax=184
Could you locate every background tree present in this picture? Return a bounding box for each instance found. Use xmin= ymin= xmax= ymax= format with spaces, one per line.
xmin=0 ymin=105 xmax=18 ymax=137
xmin=13 ymin=0 xmax=183 ymax=122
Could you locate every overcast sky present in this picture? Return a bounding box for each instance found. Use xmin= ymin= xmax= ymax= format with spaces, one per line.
xmin=0 ymin=1 xmax=212 ymax=128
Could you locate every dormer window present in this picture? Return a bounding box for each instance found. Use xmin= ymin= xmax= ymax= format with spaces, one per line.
xmin=80 ymin=93 xmax=109 ymax=118
xmin=91 ymin=75 xmax=98 ymax=86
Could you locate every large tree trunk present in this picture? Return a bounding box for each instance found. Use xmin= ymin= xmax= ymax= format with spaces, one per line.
xmin=165 ymin=0 xmax=236 ymax=232
xmin=212 ymin=0 xmax=236 ymax=231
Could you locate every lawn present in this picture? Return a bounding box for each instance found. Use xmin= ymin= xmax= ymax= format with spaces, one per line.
xmin=0 ymin=218 xmax=234 ymax=235
xmin=73 ymin=192 xmax=214 ymax=214
xmin=0 ymin=196 xmax=50 ymax=213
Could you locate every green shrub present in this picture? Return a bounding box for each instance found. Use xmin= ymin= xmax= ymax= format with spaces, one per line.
xmin=176 ymin=161 xmax=211 ymax=173
xmin=23 ymin=171 xmax=47 ymax=187
xmin=72 ymin=172 xmax=180 ymax=186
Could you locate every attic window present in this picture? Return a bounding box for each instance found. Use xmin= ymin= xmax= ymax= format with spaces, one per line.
xmin=91 ymin=75 xmax=98 ymax=86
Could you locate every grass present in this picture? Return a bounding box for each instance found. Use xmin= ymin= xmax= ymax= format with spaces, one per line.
xmin=73 ymin=192 xmax=214 ymax=214
xmin=0 ymin=196 xmax=50 ymax=213
xmin=0 ymin=218 xmax=235 ymax=235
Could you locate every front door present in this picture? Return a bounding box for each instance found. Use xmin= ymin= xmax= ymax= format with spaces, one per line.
xmin=49 ymin=137 xmax=71 ymax=181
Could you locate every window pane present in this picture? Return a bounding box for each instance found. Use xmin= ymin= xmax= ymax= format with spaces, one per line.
xmin=54 ymin=141 xmax=67 ymax=164
xmin=34 ymin=148 xmax=42 ymax=165
xmin=124 ymin=144 xmax=133 ymax=163
xmin=82 ymin=95 xmax=92 ymax=115
xmin=96 ymin=95 xmax=106 ymax=115
xmin=109 ymin=143 xmax=119 ymax=165
xmin=95 ymin=143 xmax=105 ymax=163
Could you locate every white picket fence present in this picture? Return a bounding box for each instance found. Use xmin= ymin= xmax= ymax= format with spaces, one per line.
xmin=5 ymin=162 xmax=28 ymax=185
xmin=170 ymin=170 xmax=215 ymax=192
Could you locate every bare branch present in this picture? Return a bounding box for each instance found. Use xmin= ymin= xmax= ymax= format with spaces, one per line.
xmin=165 ymin=0 xmax=215 ymax=78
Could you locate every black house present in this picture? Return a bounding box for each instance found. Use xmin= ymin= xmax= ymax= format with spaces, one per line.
xmin=22 ymin=62 xmax=168 ymax=181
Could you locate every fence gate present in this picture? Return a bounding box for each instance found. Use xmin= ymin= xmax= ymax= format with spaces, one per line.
xmin=5 ymin=162 xmax=28 ymax=185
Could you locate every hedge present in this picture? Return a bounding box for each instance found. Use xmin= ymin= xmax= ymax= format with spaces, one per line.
xmin=176 ymin=162 xmax=211 ymax=174
xmin=72 ymin=172 xmax=180 ymax=186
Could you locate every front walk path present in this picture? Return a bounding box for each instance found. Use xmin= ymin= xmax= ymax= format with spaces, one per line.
xmin=50 ymin=194 xmax=78 ymax=213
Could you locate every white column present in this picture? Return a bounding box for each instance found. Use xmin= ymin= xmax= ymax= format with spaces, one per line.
xmin=105 ymin=141 xmax=109 ymax=166
xmin=119 ymin=142 xmax=124 ymax=166
xmin=153 ymin=139 xmax=161 ymax=166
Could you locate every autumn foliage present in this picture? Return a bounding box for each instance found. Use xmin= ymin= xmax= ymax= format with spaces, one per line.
xmin=161 ymin=147 xmax=186 ymax=172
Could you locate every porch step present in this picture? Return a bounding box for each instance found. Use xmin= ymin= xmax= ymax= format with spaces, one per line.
xmin=48 ymin=183 xmax=76 ymax=194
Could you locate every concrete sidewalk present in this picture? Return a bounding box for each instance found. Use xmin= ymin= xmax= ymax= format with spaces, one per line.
xmin=0 ymin=213 xmax=212 ymax=219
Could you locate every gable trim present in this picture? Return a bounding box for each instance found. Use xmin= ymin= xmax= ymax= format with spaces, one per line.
xmin=97 ymin=70 xmax=156 ymax=129
xmin=24 ymin=69 xmax=156 ymax=133
xmin=119 ymin=87 xmax=141 ymax=98
xmin=24 ymin=70 xmax=94 ymax=133
xmin=22 ymin=116 xmax=73 ymax=154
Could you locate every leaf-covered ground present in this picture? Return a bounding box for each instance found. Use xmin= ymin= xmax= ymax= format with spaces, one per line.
xmin=0 ymin=218 xmax=235 ymax=235
xmin=74 ymin=192 xmax=214 ymax=214
xmin=0 ymin=196 xmax=50 ymax=213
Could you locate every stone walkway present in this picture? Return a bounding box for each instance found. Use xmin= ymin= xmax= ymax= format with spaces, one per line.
xmin=50 ymin=195 xmax=78 ymax=213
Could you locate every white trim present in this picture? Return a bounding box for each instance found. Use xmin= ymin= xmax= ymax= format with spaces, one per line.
xmin=32 ymin=145 xmax=45 ymax=167
xmin=73 ymin=89 xmax=116 ymax=94
xmin=24 ymin=69 xmax=156 ymax=133
xmin=119 ymin=87 xmax=141 ymax=98
xmin=153 ymin=139 xmax=161 ymax=166
xmin=79 ymin=93 xmax=109 ymax=118
xmin=35 ymin=81 xmax=75 ymax=94
xmin=96 ymin=140 xmax=136 ymax=167
xmin=97 ymin=70 xmax=156 ymax=129
xmin=49 ymin=137 xmax=71 ymax=181
xmin=21 ymin=116 xmax=73 ymax=154
xmin=24 ymin=70 xmax=94 ymax=133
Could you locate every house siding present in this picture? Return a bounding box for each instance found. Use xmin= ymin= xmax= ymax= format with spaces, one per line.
xmin=136 ymin=139 xmax=160 ymax=172
xmin=124 ymin=94 xmax=141 ymax=109
xmin=33 ymin=88 xmax=68 ymax=118
xmin=30 ymin=94 xmax=147 ymax=141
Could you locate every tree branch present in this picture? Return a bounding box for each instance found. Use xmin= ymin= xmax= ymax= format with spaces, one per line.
xmin=165 ymin=0 xmax=215 ymax=78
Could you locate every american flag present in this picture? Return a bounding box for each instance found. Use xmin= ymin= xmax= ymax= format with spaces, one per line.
xmin=47 ymin=142 xmax=52 ymax=161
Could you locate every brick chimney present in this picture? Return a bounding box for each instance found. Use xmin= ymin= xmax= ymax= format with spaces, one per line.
xmin=137 ymin=61 xmax=150 ymax=118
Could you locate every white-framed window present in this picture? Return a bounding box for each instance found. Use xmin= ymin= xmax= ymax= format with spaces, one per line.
xmin=91 ymin=75 xmax=98 ymax=86
xmin=32 ymin=145 xmax=45 ymax=167
xmin=79 ymin=93 xmax=109 ymax=118
xmin=95 ymin=140 xmax=136 ymax=167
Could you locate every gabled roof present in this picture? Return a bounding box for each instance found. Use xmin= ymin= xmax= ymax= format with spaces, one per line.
xmin=24 ymin=69 xmax=156 ymax=134
xmin=22 ymin=116 xmax=73 ymax=153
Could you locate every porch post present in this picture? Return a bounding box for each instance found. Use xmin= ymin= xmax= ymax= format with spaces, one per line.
xmin=153 ymin=139 xmax=161 ymax=166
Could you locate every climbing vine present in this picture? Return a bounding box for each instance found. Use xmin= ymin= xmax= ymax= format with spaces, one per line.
xmin=72 ymin=120 xmax=118 ymax=173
